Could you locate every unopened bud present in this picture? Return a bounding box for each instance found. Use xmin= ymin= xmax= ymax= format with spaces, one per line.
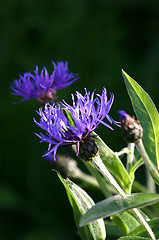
xmin=118 ymin=110 xmax=143 ymax=143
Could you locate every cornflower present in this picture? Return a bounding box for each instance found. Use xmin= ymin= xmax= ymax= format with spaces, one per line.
xmin=11 ymin=61 xmax=79 ymax=103
xmin=35 ymin=88 xmax=119 ymax=161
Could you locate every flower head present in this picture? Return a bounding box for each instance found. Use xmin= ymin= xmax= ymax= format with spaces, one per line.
xmin=11 ymin=61 xmax=79 ymax=103
xmin=35 ymin=88 xmax=119 ymax=161
xmin=118 ymin=110 xmax=143 ymax=143
xmin=52 ymin=61 xmax=79 ymax=90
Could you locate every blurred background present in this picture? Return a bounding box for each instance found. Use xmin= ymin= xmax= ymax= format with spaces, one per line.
xmin=1 ymin=0 xmax=159 ymax=239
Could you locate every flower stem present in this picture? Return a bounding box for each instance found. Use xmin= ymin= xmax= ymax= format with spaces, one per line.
xmin=127 ymin=143 xmax=135 ymax=174
xmin=133 ymin=209 xmax=156 ymax=239
xmin=146 ymin=169 xmax=156 ymax=193
xmin=115 ymin=147 xmax=129 ymax=157
xmin=71 ymin=167 xmax=99 ymax=188
xmin=136 ymin=139 xmax=159 ymax=185
xmin=85 ymin=161 xmax=112 ymax=198
xmin=92 ymin=155 xmax=127 ymax=198
xmin=92 ymin=154 xmax=156 ymax=239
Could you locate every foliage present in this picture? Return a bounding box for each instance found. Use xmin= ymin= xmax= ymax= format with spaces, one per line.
xmin=56 ymin=71 xmax=159 ymax=239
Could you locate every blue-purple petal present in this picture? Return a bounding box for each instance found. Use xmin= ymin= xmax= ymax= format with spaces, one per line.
xmin=11 ymin=61 xmax=79 ymax=102
xmin=35 ymin=88 xmax=119 ymax=160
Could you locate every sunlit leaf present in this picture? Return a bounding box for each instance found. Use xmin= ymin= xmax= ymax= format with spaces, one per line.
xmin=129 ymin=158 xmax=143 ymax=180
xmin=80 ymin=193 xmax=159 ymax=226
xmin=122 ymin=70 xmax=159 ymax=170
xmin=128 ymin=217 xmax=159 ymax=238
xmin=94 ymin=133 xmax=132 ymax=194
xmin=111 ymin=215 xmax=129 ymax=235
xmin=114 ymin=209 xmax=149 ymax=235
xmin=57 ymin=172 xmax=106 ymax=240
xmin=115 ymin=211 xmax=140 ymax=234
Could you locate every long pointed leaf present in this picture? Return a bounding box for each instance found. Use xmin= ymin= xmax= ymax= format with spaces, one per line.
xmin=116 ymin=211 xmax=143 ymax=233
xmin=80 ymin=193 xmax=159 ymax=226
xmin=95 ymin=133 xmax=132 ymax=194
xmin=114 ymin=209 xmax=150 ymax=234
xmin=128 ymin=217 xmax=159 ymax=238
xmin=57 ymin=172 xmax=106 ymax=240
xmin=122 ymin=70 xmax=159 ymax=169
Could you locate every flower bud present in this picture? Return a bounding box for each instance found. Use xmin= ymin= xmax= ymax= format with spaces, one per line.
xmin=79 ymin=138 xmax=99 ymax=161
xmin=118 ymin=110 xmax=143 ymax=143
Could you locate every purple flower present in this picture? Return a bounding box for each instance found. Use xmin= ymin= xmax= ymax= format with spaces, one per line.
xmin=35 ymin=88 xmax=120 ymax=160
xmin=11 ymin=61 xmax=79 ymax=102
xmin=52 ymin=61 xmax=78 ymax=90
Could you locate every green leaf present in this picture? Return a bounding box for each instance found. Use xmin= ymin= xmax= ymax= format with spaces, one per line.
xmin=111 ymin=215 xmax=129 ymax=235
xmin=72 ymin=143 xmax=112 ymax=198
xmin=129 ymin=158 xmax=143 ymax=181
xmin=94 ymin=133 xmax=132 ymax=194
xmin=80 ymin=193 xmax=159 ymax=226
xmin=115 ymin=211 xmax=141 ymax=233
xmin=122 ymin=70 xmax=159 ymax=169
xmin=115 ymin=209 xmax=149 ymax=234
xmin=85 ymin=161 xmax=112 ymax=198
xmin=118 ymin=237 xmax=151 ymax=240
xmin=128 ymin=218 xmax=159 ymax=238
xmin=57 ymin=172 xmax=106 ymax=240
xmin=104 ymin=220 xmax=122 ymax=238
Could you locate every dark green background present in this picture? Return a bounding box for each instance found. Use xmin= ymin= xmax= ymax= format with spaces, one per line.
xmin=1 ymin=0 xmax=159 ymax=239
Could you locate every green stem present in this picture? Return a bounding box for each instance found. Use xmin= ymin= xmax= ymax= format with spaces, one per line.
xmin=136 ymin=139 xmax=159 ymax=185
xmin=71 ymin=145 xmax=111 ymax=197
xmin=115 ymin=147 xmax=129 ymax=157
xmin=146 ymin=169 xmax=156 ymax=194
xmin=71 ymin=167 xmax=99 ymax=188
xmin=92 ymin=155 xmax=127 ymax=198
xmin=92 ymin=154 xmax=156 ymax=239
xmin=85 ymin=161 xmax=112 ymax=198
xmin=133 ymin=209 xmax=156 ymax=239
xmin=127 ymin=143 xmax=135 ymax=174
